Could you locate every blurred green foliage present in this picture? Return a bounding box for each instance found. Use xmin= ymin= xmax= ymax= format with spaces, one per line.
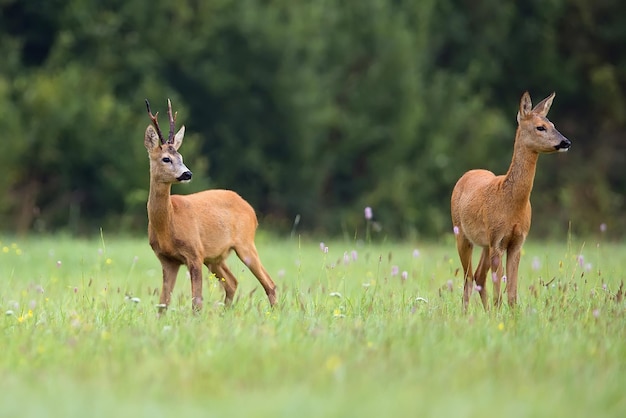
xmin=0 ymin=0 xmax=623 ymax=239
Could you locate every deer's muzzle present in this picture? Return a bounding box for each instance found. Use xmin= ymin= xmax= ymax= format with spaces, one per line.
xmin=555 ymin=138 xmax=571 ymax=152
xmin=177 ymin=171 xmax=193 ymax=182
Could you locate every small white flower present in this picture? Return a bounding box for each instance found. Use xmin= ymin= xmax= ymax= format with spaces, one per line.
xmin=329 ymin=292 xmax=342 ymax=298
xmin=415 ymin=297 xmax=428 ymax=303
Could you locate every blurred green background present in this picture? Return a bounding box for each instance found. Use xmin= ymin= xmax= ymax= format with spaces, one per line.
xmin=0 ymin=0 xmax=623 ymax=239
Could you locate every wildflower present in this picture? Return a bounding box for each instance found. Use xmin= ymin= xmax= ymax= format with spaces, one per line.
xmin=602 ymin=283 xmax=608 ymax=291
xmin=498 ymin=322 xmax=505 ymax=331
xmin=320 ymin=242 xmax=329 ymax=253
xmin=577 ymin=255 xmax=584 ymax=268
xmin=453 ymin=226 xmax=460 ymax=235
xmin=446 ymin=279 xmax=454 ymax=291
xmin=502 ymin=275 xmax=507 ymax=283
xmin=132 ymin=256 xmax=139 ymax=264
xmin=415 ymin=297 xmax=428 ymax=303
xmin=56 ymin=260 xmax=62 ymax=268
xmin=364 ymin=207 xmax=373 ymax=221
xmin=130 ymin=297 xmax=141 ymax=303
xmin=105 ymin=258 xmax=113 ymax=265
xmin=351 ymin=250 xmax=358 ymax=261
xmin=412 ymin=249 xmax=420 ymax=258
xmin=333 ymin=308 xmax=345 ymax=318
xmin=592 ymin=309 xmax=600 ymax=318
xmin=600 ymin=223 xmax=607 ymax=233
xmin=401 ymin=271 xmax=408 ymax=281
xmin=5 ymin=310 xmax=14 ymax=316
xmin=2 ymin=246 xmax=8 ymax=253
xmin=343 ymin=252 xmax=350 ymax=265
xmin=35 ymin=285 xmax=44 ymax=294
xmin=277 ymin=269 xmax=286 ymax=279
xmin=329 ymin=292 xmax=342 ymax=298
xmin=492 ymin=272 xmax=498 ymax=283
xmin=473 ymin=284 xmax=482 ymax=292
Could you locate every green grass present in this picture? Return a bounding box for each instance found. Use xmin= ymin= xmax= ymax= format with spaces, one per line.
xmin=0 ymin=233 xmax=624 ymax=417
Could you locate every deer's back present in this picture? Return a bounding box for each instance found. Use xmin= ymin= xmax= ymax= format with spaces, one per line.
xmin=173 ymin=189 xmax=258 ymax=232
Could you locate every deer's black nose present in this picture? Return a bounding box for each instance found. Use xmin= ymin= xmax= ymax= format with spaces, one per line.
xmin=555 ymin=139 xmax=571 ymax=151
xmin=177 ymin=171 xmax=192 ymax=181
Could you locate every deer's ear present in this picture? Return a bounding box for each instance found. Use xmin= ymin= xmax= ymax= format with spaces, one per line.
xmin=519 ymin=91 xmax=533 ymax=120
xmin=172 ymin=126 xmax=185 ymax=150
xmin=532 ymin=92 xmax=555 ymax=117
xmin=145 ymin=125 xmax=161 ymax=151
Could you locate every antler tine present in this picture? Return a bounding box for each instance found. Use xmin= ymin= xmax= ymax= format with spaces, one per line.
xmin=167 ymin=99 xmax=176 ymax=144
xmin=145 ymin=99 xmax=166 ymax=145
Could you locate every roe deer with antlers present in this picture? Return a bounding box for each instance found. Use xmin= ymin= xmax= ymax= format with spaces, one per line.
xmin=144 ymin=99 xmax=277 ymax=312
xmin=451 ymin=91 xmax=571 ymax=311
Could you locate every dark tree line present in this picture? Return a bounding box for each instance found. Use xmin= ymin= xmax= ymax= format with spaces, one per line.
xmin=0 ymin=0 xmax=624 ymax=239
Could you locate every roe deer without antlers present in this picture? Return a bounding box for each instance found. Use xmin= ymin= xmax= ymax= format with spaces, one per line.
xmin=144 ymin=99 xmax=277 ymax=312
xmin=451 ymin=91 xmax=571 ymax=311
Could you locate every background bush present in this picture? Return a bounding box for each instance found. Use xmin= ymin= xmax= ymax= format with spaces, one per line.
xmin=1 ymin=0 xmax=623 ymax=239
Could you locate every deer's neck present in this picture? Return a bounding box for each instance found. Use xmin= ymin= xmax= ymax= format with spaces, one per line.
xmin=503 ymin=130 xmax=539 ymax=204
xmin=147 ymin=179 xmax=173 ymax=231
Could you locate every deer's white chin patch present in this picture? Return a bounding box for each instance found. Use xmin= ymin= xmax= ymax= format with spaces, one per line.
xmin=557 ymin=147 xmax=569 ymax=153
xmin=179 ymin=179 xmax=192 ymax=183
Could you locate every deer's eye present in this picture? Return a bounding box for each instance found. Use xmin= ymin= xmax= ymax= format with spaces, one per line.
xmin=536 ymin=126 xmax=547 ymax=132
xmin=162 ymin=157 xmax=171 ymax=163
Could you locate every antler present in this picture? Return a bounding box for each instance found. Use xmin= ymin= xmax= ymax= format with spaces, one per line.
xmin=145 ymin=99 xmax=166 ymax=145
xmin=145 ymin=99 xmax=178 ymax=144
xmin=166 ymin=99 xmax=177 ymax=144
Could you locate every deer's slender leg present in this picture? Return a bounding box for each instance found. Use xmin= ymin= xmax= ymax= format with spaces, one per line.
xmin=209 ymin=262 xmax=239 ymax=306
xmin=158 ymin=257 xmax=181 ymax=313
xmin=490 ymin=247 xmax=505 ymax=309
xmin=188 ymin=261 xmax=204 ymax=312
xmin=456 ymin=233 xmax=474 ymax=312
xmin=506 ymin=230 xmax=525 ymax=307
xmin=474 ymin=247 xmax=490 ymax=310
xmin=235 ymin=244 xmax=277 ymax=306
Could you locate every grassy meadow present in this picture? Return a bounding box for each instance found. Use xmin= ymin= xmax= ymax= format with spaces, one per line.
xmin=0 ymin=232 xmax=624 ymax=417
